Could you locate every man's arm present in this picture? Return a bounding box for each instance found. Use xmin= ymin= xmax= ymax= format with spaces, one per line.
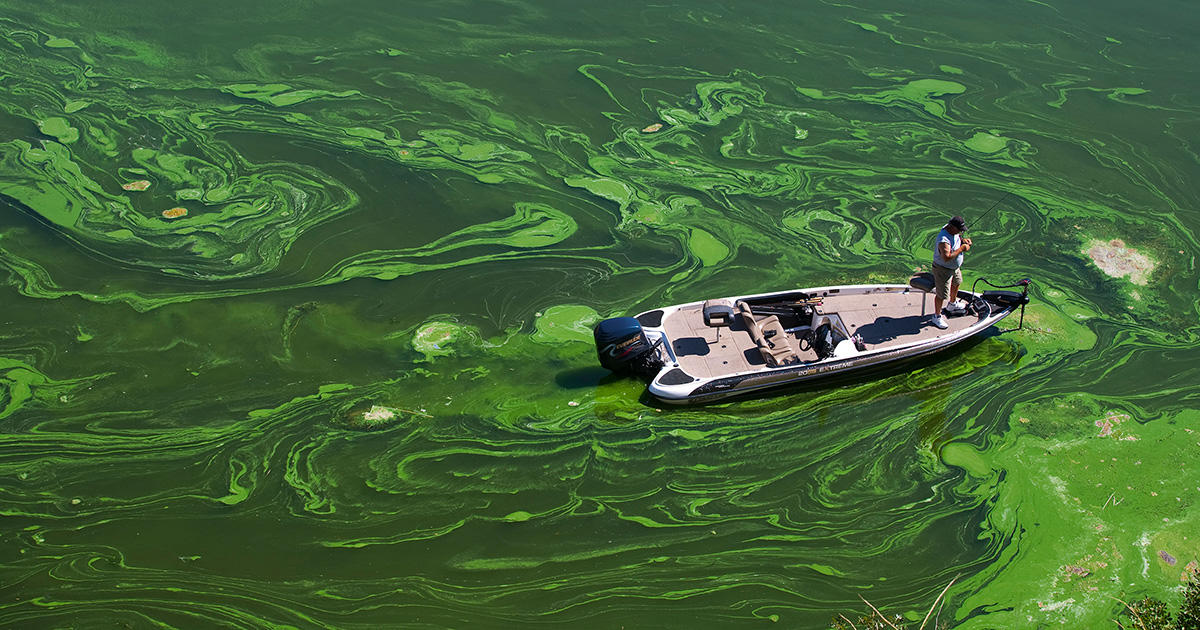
xmin=938 ymin=238 xmax=971 ymax=262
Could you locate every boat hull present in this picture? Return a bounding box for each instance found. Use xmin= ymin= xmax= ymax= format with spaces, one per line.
xmin=629 ymin=283 xmax=1022 ymax=404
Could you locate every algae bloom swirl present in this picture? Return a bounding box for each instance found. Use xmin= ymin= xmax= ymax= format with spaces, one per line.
xmin=1 ymin=1 xmax=1199 ymax=628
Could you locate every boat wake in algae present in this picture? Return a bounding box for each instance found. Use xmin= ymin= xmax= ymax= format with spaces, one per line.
xmin=1 ymin=0 xmax=1198 ymax=627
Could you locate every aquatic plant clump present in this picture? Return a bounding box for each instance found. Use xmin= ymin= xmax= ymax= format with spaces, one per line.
xmin=360 ymin=405 xmax=396 ymax=423
xmin=1114 ymin=572 xmax=1200 ymax=629
xmin=344 ymin=402 xmax=435 ymax=429
xmin=831 ymin=576 xmax=956 ymax=630
xmin=348 ymin=404 xmax=400 ymax=430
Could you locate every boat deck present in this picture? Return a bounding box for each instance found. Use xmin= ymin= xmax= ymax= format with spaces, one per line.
xmin=660 ymin=288 xmax=979 ymax=380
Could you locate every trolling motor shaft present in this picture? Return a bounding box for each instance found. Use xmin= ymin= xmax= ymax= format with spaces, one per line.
xmin=970 ymin=277 xmax=1032 ymax=329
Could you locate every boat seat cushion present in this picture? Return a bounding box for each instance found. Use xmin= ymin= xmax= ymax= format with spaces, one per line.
xmin=757 ymin=315 xmax=801 ymax=366
xmin=736 ymin=302 xmax=801 ymax=367
xmin=702 ymin=299 xmax=735 ymax=328
xmin=909 ymin=272 xmax=935 ymax=293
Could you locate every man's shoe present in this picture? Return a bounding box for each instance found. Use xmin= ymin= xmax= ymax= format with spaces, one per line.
xmin=943 ymin=303 xmax=968 ymax=317
xmin=931 ymin=314 xmax=949 ymax=329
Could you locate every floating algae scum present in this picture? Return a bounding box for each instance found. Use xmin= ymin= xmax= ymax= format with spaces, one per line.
xmin=1 ymin=0 xmax=1199 ymax=627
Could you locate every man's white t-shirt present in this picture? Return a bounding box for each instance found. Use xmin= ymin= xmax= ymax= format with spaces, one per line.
xmin=933 ymin=228 xmax=962 ymax=269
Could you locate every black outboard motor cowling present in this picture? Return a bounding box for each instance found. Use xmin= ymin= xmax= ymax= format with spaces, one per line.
xmin=594 ymin=317 xmax=663 ymax=375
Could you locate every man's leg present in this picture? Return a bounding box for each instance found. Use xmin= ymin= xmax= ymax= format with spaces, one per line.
xmin=930 ymin=266 xmax=951 ymax=327
xmin=948 ymin=269 xmax=962 ymax=305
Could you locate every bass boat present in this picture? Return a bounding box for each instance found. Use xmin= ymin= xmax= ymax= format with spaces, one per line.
xmin=594 ymin=274 xmax=1031 ymax=404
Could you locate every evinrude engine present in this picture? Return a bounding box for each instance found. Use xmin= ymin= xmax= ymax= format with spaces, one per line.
xmin=594 ymin=317 xmax=663 ymax=376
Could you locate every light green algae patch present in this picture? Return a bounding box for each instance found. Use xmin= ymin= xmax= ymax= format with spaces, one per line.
xmin=1014 ymin=297 xmax=1099 ymax=355
xmin=37 ymin=117 xmax=79 ymax=143
xmin=796 ymin=78 xmax=966 ymax=118
xmin=895 ymin=79 xmax=967 ymax=117
xmin=411 ymin=322 xmax=470 ymax=359
xmin=1086 ymin=238 xmax=1156 ymax=285
xmin=940 ymin=442 xmax=990 ymax=477
xmin=964 ymin=131 xmax=1008 ymax=154
xmin=0 ymin=358 xmax=108 ymax=419
xmin=43 ymin=36 xmax=77 ymax=49
xmin=956 ymin=402 xmax=1200 ymax=628
xmin=687 ymin=228 xmax=729 ymax=266
xmin=502 ymin=510 xmax=534 ymax=523
xmin=564 ymin=176 xmax=634 ymax=208
xmin=531 ymin=305 xmax=601 ymax=344
xmin=222 ymin=83 xmax=360 ymax=107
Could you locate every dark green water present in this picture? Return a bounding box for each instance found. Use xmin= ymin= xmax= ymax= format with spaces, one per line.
xmin=2 ymin=1 xmax=1198 ymax=627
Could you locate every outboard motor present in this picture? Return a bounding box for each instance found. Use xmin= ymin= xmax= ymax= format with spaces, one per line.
xmin=594 ymin=317 xmax=663 ymax=376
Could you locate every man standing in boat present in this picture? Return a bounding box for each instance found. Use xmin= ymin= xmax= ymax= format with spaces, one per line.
xmin=930 ymin=215 xmax=971 ymax=329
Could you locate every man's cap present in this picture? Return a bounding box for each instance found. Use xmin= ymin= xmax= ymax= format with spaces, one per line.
xmin=947 ymin=215 xmax=966 ymax=230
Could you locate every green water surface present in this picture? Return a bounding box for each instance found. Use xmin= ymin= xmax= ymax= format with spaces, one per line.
xmin=2 ymin=1 xmax=1198 ymax=627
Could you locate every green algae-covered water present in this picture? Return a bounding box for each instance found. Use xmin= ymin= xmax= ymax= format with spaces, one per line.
xmin=2 ymin=1 xmax=1198 ymax=626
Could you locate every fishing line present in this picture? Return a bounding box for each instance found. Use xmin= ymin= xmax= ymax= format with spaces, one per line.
xmin=967 ymin=191 xmax=1013 ymax=232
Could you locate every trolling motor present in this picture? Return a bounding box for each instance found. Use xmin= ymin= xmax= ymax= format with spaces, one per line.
xmin=970 ymin=277 xmax=1032 ymax=329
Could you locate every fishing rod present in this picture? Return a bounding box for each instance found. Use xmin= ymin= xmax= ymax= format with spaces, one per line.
xmin=961 ymin=190 xmax=1032 ymax=330
xmin=966 ymin=191 xmax=1012 ymax=233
